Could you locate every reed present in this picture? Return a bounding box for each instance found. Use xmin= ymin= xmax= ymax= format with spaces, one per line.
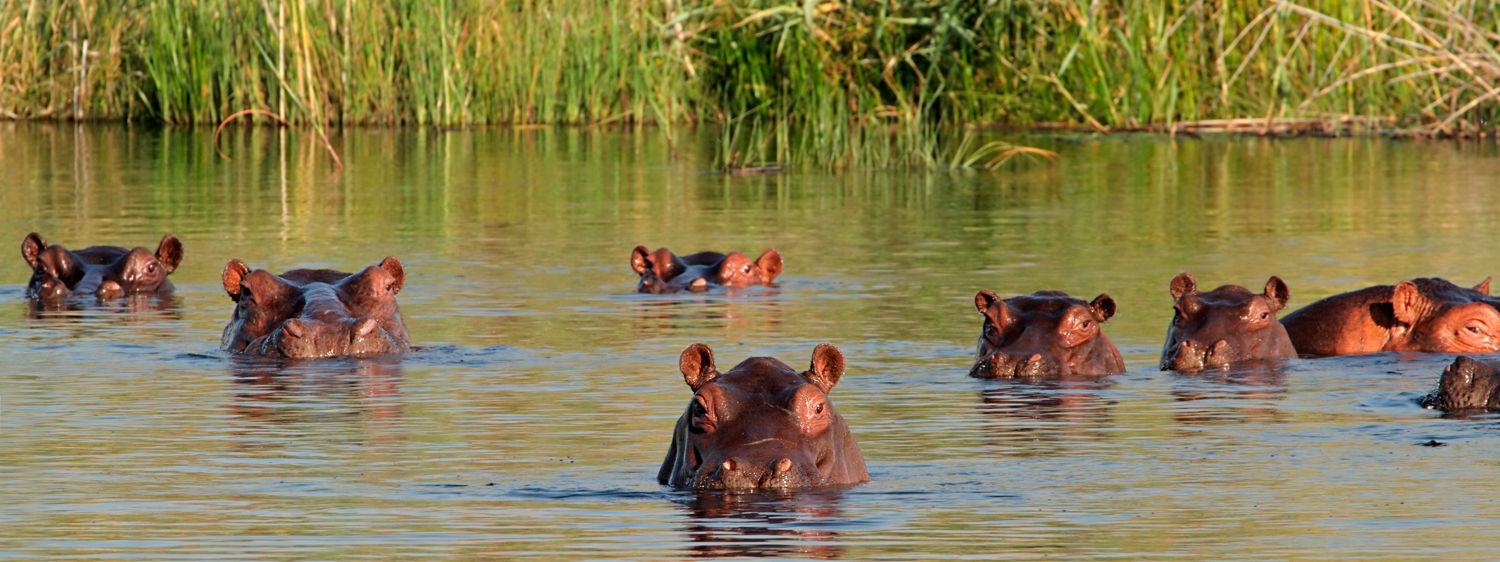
xmin=1 ymin=1 xmax=1496 ymax=168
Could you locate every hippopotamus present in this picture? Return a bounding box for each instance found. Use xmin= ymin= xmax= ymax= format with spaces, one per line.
xmin=970 ymin=290 xmax=1124 ymax=378
xmin=220 ymin=257 xmax=411 ymax=359
xmin=1280 ymin=277 xmax=1500 ymax=357
xmin=1422 ymin=355 xmax=1500 ymax=413
xmin=21 ymin=232 xmax=183 ymax=303
xmin=1160 ymin=272 xmax=1297 ymax=371
xmin=630 ymin=246 xmax=782 ymax=294
xmin=658 ymin=343 xmax=868 ymax=491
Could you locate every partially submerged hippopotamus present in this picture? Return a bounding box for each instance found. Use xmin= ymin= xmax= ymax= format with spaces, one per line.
xmin=659 ymin=343 xmax=868 ymax=491
xmin=1160 ymin=272 xmax=1297 ymax=371
xmin=221 ymin=257 xmax=411 ymax=359
xmin=1280 ymin=277 xmax=1499 ymax=356
xmin=970 ymin=290 xmax=1124 ymax=378
xmin=1421 ymin=355 xmax=1500 ymax=414
xmin=21 ymin=232 xmax=183 ymax=303
xmin=630 ymin=246 xmax=782 ymax=294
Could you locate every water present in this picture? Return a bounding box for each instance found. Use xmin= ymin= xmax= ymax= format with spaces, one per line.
xmin=4 ymin=123 xmax=1500 ymax=559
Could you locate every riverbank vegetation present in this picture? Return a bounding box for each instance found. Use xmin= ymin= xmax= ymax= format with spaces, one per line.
xmin=3 ymin=1 xmax=1497 ymax=169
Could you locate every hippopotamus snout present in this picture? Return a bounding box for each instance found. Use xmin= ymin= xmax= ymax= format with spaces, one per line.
xmin=974 ymin=351 xmax=1065 ymax=379
xmin=270 ymin=316 xmax=396 ymax=359
xmin=696 ymin=451 xmax=822 ymax=492
xmin=1163 ymin=339 xmax=1238 ymax=371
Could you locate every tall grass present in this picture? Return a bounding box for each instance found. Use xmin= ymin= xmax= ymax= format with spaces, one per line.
xmin=1 ymin=1 xmax=1497 ymax=167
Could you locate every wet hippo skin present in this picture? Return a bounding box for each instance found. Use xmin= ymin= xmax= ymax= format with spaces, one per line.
xmin=630 ymin=246 xmax=782 ymax=294
xmin=1160 ymin=272 xmax=1297 ymax=371
xmin=1422 ymin=355 xmax=1500 ymax=413
xmin=221 ymin=257 xmax=412 ymax=359
xmin=659 ymin=343 xmax=868 ymax=491
xmin=21 ymin=232 xmax=183 ymax=304
xmin=970 ymin=290 xmax=1124 ymax=378
xmin=1280 ymin=278 xmax=1500 ymax=357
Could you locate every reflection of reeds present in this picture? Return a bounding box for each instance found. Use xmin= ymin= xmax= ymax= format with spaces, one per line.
xmin=1 ymin=1 xmax=1497 ymax=165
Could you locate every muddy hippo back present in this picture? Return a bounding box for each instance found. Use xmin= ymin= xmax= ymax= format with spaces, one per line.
xmin=1159 ymin=272 xmax=1296 ymax=371
xmin=1281 ymin=278 xmax=1499 ymax=356
xmin=221 ymin=257 xmax=411 ymax=359
xmin=659 ymin=343 xmax=868 ymax=491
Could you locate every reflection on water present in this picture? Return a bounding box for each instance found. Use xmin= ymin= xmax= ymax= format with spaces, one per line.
xmin=228 ymin=356 xmax=405 ymax=430
xmin=976 ymin=377 xmax=1116 ymax=455
xmin=677 ymin=490 xmax=846 ymax=559
xmin=5 ymin=123 xmax=1500 ymax=559
xmin=1169 ymin=366 xmax=1289 ymax=427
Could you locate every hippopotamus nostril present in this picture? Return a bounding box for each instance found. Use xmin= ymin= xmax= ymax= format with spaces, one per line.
xmin=282 ymin=319 xmax=307 ymax=339
xmin=352 ymin=318 xmax=378 ymax=342
xmin=774 ymin=458 xmax=793 ymax=475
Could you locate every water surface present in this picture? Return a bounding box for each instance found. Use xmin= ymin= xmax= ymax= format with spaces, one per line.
xmin=4 ymin=124 xmax=1500 ymax=559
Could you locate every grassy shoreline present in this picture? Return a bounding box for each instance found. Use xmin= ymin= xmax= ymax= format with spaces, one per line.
xmin=4 ymin=1 xmax=1497 ymax=167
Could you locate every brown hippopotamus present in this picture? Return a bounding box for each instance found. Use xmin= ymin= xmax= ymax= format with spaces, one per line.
xmin=220 ymin=257 xmax=411 ymax=359
xmin=970 ymin=290 xmax=1124 ymax=378
xmin=1160 ymin=272 xmax=1297 ymax=371
xmin=1422 ymin=355 xmax=1500 ymax=414
xmin=630 ymin=246 xmax=782 ymax=294
xmin=1280 ymin=277 xmax=1500 ymax=357
xmin=21 ymin=232 xmax=183 ymax=303
xmin=659 ymin=343 xmax=868 ymax=491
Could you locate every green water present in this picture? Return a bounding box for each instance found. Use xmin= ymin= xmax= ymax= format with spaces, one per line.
xmin=3 ymin=123 xmax=1499 ymax=559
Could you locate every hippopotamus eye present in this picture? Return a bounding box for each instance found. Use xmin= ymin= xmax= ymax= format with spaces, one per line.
xmin=146 ymin=263 xmax=158 ymax=274
xmin=814 ymin=402 xmax=825 ymax=415
xmin=1258 ymin=311 xmax=1270 ymax=321
xmin=741 ymin=263 xmax=753 ymax=274
xmin=1467 ymin=325 xmax=1484 ymax=335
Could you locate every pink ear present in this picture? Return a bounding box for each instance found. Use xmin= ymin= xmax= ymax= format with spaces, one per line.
xmin=222 ymin=259 xmax=251 ymax=300
xmin=679 ymin=343 xmax=719 ymax=391
xmin=21 ymin=232 xmax=47 ymax=269
xmin=1475 ymin=277 xmax=1491 ymax=295
xmin=805 ymin=343 xmax=844 ymax=393
xmin=1391 ymin=281 xmax=1424 ymax=325
xmin=756 ymin=249 xmax=783 ymax=281
xmin=1264 ymin=276 xmax=1289 ymax=311
xmin=378 ymin=256 xmax=405 ymax=294
xmin=630 ymin=245 xmax=651 ymax=275
xmin=1169 ymin=272 xmax=1196 ymax=300
xmin=155 ymin=234 xmax=184 ymax=274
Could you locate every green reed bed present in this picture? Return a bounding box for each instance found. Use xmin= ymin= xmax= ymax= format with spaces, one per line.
xmin=2 ymin=1 xmax=1497 ymax=170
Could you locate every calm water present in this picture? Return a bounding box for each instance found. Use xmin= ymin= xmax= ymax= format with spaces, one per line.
xmin=4 ymin=124 xmax=1500 ymax=560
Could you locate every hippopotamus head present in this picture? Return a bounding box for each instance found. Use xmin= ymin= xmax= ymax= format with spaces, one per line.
xmin=21 ymin=232 xmax=183 ymax=302
xmin=1422 ymin=355 xmax=1500 ymax=413
xmin=221 ymin=257 xmax=411 ymax=359
xmin=714 ymin=250 xmax=782 ymax=287
xmin=1160 ymin=272 xmax=1297 ymax=371
xmin=1386 ymin=278 xmax=1500 ymax=353
xmin=970 ymin=290 xmax=1124 ymax=378
xmin=631 ymin=246 xmax=782 ymax=294
xmin=659 ymin=343 xmax=869 ymax=492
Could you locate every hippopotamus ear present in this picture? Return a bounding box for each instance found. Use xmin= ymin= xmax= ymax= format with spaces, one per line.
xmin=805 ymin=343 xmax=845 ymax=393
xmin=1391 ymin=280 xmax=1426 ymax=325
xmin=974 ymin=290 xmax=1000 ymax=315
xmin=631 ymin=245 xmax=652 ymax=275
xmin=1475 ymin=277 xmax=1491 ymax=295
xmin=1089 ymin=293 xmax=1117 ymax=322
xmin=1169 ymin=272 xmax=1197 ymax=300
xmin=1264 ymin=276 xmax=1290 ymax=312
xmin=222 ymin=259 xmax=251 ymax=301
xmin=155 ymin=234 xmax=184 ymax=274
xmin=679 ymin=343 xmax=719 ymax=391
xmin=756 ymin=249 xmax=783 ymax=281
xmin=378 ymin=256 xmax=405 ymax=294
xmin=21 ymin=232 xmax=46 ymax=269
